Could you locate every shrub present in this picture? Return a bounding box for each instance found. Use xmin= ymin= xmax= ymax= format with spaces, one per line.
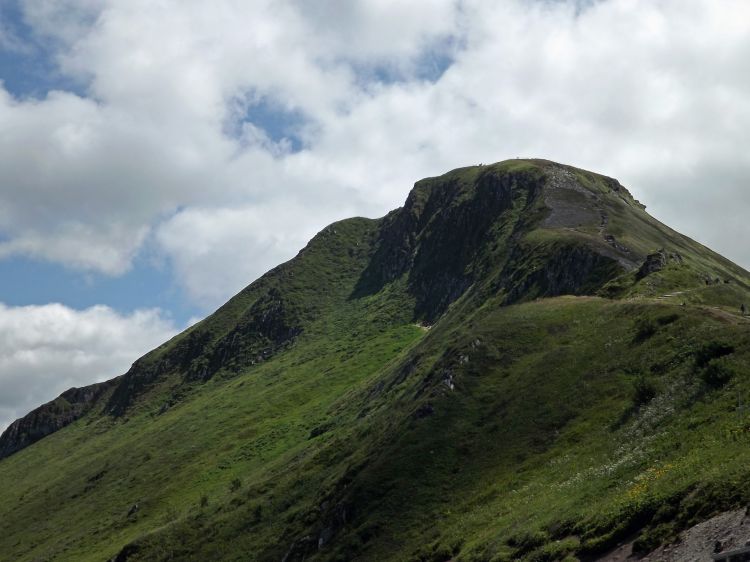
xmin=632 ymin=523 xmax=675 ymax=555
xmin=229 ymin=478 xmax=242 ymax=492
xmin=633 ymin=318 xmax=657 ymax=343
xmin=633 ymin=376 xmax=657 ymax=408
xmin=507 ymin=530 xmax=549 ymax=556
xmin=528 ymin=536 xmax=580 ymax=562
xmin=695 ymin=342 xmax=735 ymax=368
xmin=701 ymin=359 xmax=735 ymax=389
xmin=657 ymin=313 xmax=679 ymax=326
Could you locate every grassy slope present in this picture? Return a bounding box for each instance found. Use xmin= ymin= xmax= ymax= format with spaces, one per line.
xmin=1 ymin=160 xmax=749 ymax=561
xmin=321 ymin=296 xmax=750 ymax=561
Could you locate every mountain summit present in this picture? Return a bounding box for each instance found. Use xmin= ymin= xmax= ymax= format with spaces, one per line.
xmin=2 ymin=159 xmax=750 ymax=561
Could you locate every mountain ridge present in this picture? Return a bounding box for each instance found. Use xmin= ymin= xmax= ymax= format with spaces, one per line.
xmin=2 ymin=158 xmax=750 ymax=562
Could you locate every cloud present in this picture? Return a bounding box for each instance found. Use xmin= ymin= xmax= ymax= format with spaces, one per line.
xmin=0 ymin=0 xmax=748 ymax=311
xmin=0 ymin=302 xmax=178 ymax=432
xmin=155 ymin=202 xmax=328 ymax=306
xmin=20 ymin=0 xmax=102 ymax=45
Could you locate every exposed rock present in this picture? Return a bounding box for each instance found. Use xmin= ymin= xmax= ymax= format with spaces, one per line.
xmin=542 ymin=166 xmax=602 ymax=229
xmin=0 ymin=161 xmax=694 ymax=463
xmin=0 ymin=380 xmax=115 ymax=460
xmin=108 ymin=543 xmax=140 ymax=562
xmin=604 ymin=234 xmax=631 ymax=254
xmin=596 ymin=509 xmax=750 ymax=562
xmin=637 ymin=250 xmax=668 ymax=279
xmin=443 ymin=371 xmax=456 ymax=391
xmin=191 ymin=287 xmax=302 ymax=381
xmin=355 ymin=162 xmax=640 ymax=322
xmin=414 ymin=403 xmax=435 ymax=419
xmin=503 ymin=243 xmax=623 ymax=304
xmin=106 ymin=287 xmax=301 ymax=417
xmin=636 ymin=249 xmax=683 ymax=280
xmin=318 ymin=526 xmax=334 ymax=549
xmin=354 ymin=166 xmax=545 ymax=321
xmin=105 ymin=357 xmax=172 ymax=417
xmin=281 ymin=535 xmax=317 ymax=562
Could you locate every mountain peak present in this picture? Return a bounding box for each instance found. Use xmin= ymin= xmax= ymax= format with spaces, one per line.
xmin=356 ymin=158 xmax=696 ymax=321
xmin=2 ymin=160 xmax=750 ymax=562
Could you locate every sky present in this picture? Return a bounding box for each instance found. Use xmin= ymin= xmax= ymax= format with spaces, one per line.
xmin=0 ymin=0 xmax=749 ymax=431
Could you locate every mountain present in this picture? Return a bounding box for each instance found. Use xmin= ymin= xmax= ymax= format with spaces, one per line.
xmin=1 ymin=159 xmax=750 ymax=562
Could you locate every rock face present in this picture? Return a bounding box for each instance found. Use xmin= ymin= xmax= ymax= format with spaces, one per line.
xmin=597 ymin=509 xmax=750 ymax=562
xmin=355 ymin=161 xmax=641 ymax=320
xmin=501 ymin=242 xmax=622 ymax=304
xmin=190 ymin=287 xmax=301 ymax=380
xmin=637 ymin=250 xmax=668 ymax=279
xmin=106 ymin=287 xmax=301 ymax=417
xmin=0 ymin=381 xmax=114 ymax=460
xmin=636 ymin=249 xmax=684 ymax=280
xmin=354 ymin=165 xmax=546 ymax=320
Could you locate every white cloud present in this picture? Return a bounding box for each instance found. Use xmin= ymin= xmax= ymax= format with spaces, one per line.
xmin=155 ymin=203 xmax=323 ymax=306
xmin=291 ymin=0 xmax=459 ymax=64
xmin=0 ymin=0 xmax=749 ymax=310
xmin=20 ymin=0 xmax=102 ymax=45
xmin=0 ymin=302 xmax=178 ymax=432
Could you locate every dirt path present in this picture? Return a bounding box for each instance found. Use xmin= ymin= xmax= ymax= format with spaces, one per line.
xmin=648 ymin=287 xmax=750 ymax=324
xmin=700 ymin=305 xmax=750 ymax=325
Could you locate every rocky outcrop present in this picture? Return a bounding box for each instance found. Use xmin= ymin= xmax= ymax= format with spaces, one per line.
xmin=185 ymin=287 xmax=301 ymax=381
xmin=0 ymin=380 xmax=114 ymax=460
xmin=95 ymin=163 xmax=660 ymax=420
xmin=636 ymin=249 xmax=684 ymax=280
xmin=105 ymin=287 xmax=301 ymax=416
xmin=354 ymin=162 xmax=646 ymax=322
xmin=597 ymin=509 xmax=750 ymax=562
xmin=502 ymin=242 xmax=624 ymax=304
xmin=354 ymin=166 xmax=546 ymax=320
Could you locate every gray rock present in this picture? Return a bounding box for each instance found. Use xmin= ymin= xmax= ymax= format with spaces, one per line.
xmin=0 ymin=380 xmax=115 ymax=460
xmin=636 ymin=249 xmax=668 ymax=280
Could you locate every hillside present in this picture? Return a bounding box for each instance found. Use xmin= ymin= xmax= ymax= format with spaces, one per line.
xmin=1 ymin=159 xmax=750 ymax=562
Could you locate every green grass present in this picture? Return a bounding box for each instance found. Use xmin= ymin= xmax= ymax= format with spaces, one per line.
xmin=342 ymin=296 xmax=750 ymax=561
xmin=1 ymin=159 xmax=750 ymax=561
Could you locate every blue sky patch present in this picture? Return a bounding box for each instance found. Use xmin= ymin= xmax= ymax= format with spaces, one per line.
xmin=226 ymin=95 xmax=307 ymax=154
xmin=351 ymin=35 xmax=458 ymax=88
xmin=0 ymin=255 xmax=201 ymax=326
xmin=0 ymin=1 xmax=85 ymax=99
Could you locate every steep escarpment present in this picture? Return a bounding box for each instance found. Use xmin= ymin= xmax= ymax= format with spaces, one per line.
xmin=0 ymin=380 xmax=115 ymax=460
xmin=2 ymin=159 xmax=743 ymax=454
xmin=352 ymin=164 xmax=546 ymax=318
xmin=104 ymin=216 xmax=379 ymax=418
xmin=2 ymin=159 xmax=750 ymax=562
xmin=355 ymin=160 xmax=640 ymax=322
xmin=105 ymin=287 xmax=303 ymax=417
xmin=0 ymin=217 xmax=377 ymax=453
